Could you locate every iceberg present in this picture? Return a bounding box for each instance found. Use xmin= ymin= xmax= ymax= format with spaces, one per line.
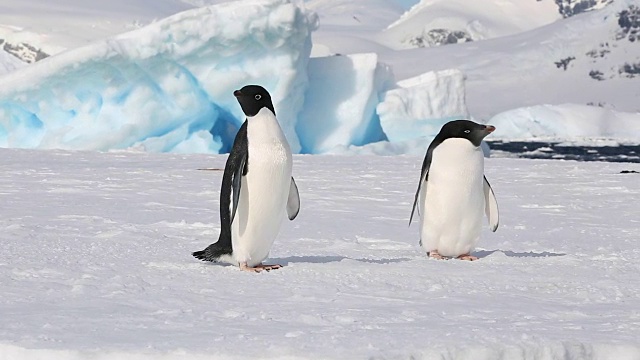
xmin=296 ymin=53 xmax=393 ymax=154
xmin=377 ymin=69 xmax=469 ymax=143
xmin=0 ymin=0 xmax=317 ymax=153
xmin=489 ymin=104 xmax=640 ymax=141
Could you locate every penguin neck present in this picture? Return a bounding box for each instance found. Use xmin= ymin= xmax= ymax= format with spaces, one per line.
xmin=246 ymin=107 xmax=288 ymax=145
xmin=433 ymin=138 xmax=483 ymax=170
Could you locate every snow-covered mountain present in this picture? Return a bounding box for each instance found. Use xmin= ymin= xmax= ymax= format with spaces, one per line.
xmin=381 ymin=0 xmax=561 ymax=49
xmin=556 ymin=0 xmax=614 ymax=17
xmin=0 ymin=39 xmax=48 ymax=63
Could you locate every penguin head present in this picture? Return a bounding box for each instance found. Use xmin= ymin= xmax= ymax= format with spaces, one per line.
xmin=233 ymin=85 xmax=276 ymax=117
xmin=438 ymin=120 xmax=495 ymax=147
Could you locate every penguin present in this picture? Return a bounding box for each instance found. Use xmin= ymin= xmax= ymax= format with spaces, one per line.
xmin=409 ymin=120 xmax=499 ymax=261
xmin=193 ymin=85 xmax=300 ymax=272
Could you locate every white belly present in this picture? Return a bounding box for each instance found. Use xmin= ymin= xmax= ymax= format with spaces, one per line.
xmin=420 ymin=138 xmax=485 ymax=257
xmin=231 ymin=108 xmax=292 ymax=267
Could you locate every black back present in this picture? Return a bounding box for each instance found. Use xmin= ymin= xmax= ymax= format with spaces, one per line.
xmin=409 ymin=120 xmax=492 ymax=225
xmin=233 ymin=85 xmax=275 ymax=117
xmin=192 ymin=122 xmax=248 ymax=261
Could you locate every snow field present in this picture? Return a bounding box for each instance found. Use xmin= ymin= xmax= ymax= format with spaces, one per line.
xmin=1 ymin=149 xmax=639 ymax=359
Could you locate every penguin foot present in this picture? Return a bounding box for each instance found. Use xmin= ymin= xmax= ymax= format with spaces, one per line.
xmin=255 ymin=263 xmax=283 ymax=271
xmin=456 ymin=254 xmax=478 ymax=261
xmin=239 ymin=262 xmax=283 ymax=273
xmin=427 ymin=250 xmax=446 ymax=260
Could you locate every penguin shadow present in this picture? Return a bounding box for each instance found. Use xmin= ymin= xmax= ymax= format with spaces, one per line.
xmin=474 ymin=249 xmax=566 ymax=259
xmin=274 ymin=256 xmax=412 ymax=266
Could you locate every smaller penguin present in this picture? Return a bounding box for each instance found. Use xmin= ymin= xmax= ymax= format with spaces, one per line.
xmin=409 ymin=120 xmax=499 ymax=261
xmin=193 ymin=85 xmax=300 ymax=272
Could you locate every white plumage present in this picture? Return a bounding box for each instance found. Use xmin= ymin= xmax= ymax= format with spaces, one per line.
xmin=230 ymin=107 xmax=292 ymax=267
xmin=419 ymin=138 xmax=487 ymax=257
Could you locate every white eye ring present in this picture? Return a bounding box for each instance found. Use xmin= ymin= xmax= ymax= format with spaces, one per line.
xmin=254 ymin=94 xmax=262 ymax=100
xmin=464 ymin=129 xmax=471 ymax=134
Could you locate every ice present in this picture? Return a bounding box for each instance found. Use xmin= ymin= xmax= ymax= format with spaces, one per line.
xmin=377 ymin=68 xmax=468 ymax=144
xmin=1 ymin=0 xmax=640 ymax=155
xmin=490 ymin=104 xmax=640 ymax=142
xmin=0 ymin=0 xmax=317 ymax=153
xmin=296 ymin=53 xmax=393 ymax=153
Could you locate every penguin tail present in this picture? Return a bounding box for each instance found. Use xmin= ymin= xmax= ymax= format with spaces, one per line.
xmin=192 ymin=242 xmax=232 ymax=262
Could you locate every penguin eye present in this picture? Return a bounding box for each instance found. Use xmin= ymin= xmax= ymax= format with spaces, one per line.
xmin=464 ymin=129 xmax=471 ymax=134
xmin=254 ymin=94 xmax=262 ymax=101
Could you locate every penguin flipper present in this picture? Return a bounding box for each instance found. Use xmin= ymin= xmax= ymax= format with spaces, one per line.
xmin=286 ymin=177 xmax=300 ymax=220
xmin=410 ymin=141 xmax=436 ymax=226
xmin=230 ymin=152 xmax=247 ymax=225
xmin=483 ymin=176 xmax=499 ymax=232
xmin=193 ymin=122 xmax=247 ymax=262
xmin=409 ymin=170 xmax=428 ymax=226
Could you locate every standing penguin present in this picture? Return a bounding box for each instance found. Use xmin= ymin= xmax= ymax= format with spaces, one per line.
xmin=193 ymin=85 xmax=300 ymax=272
xmin=409 ymin=120 xmax=499 ymax=261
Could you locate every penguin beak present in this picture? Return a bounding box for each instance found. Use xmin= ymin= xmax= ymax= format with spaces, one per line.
xmin=485 ymin=125 xmax=496 ymax=133
xmin=233 ymin=90 xmax=242 ymax=97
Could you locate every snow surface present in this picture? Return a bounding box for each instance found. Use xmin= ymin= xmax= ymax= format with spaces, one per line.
xmin=1 ymin=149 xmax=640 ymax=359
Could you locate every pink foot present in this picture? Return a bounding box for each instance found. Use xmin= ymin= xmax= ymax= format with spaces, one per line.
xmin=255 ymin=263 xmax=283 ymax=271
xmin=239 ymin=262 xmax=283 ymax=273
xmin=456 ymin=254 xmax=478 ymax=261
xmin=428 ymin=250 xmax=447 ymax=260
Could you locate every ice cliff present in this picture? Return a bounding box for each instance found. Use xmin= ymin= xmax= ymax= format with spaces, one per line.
xmin=0 ymin=0 xmax=317 ymax=153
xmin=0 ymin=0 xmax=472 ymax=155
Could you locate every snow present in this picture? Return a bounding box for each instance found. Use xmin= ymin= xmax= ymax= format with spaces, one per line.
xmin=0 ymin=0 xmax=317 ymax=154
xmin=381 ymin=0 xmax=560 ymax=49
xmin=377 ymin=68 xmax=469 ymax=143
xmin=0 ymin=0 xmax=202 ymax=53
xmin=490 ymin=104 xmax=640 ymax=142
xmin=1 ymin=148 xmax=640 ymax=359
xmin=378 ymin=0 xmax=640 ymax=120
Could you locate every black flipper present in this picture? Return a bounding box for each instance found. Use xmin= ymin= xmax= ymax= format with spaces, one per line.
xmin=230 ymin=152 xmax=246 ymax=224
xmin=193 ymin=121 xmax=248 ymax=262
xmin=409 ymin=138 xmax=440 ymax=226
xmin=409 ymin=120 xmax=494 ymax=226
xmin=409 ymin=169 xmax=428 ymax=226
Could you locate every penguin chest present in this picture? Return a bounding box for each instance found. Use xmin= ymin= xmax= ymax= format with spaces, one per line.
xmin=420 ymin=139 xmax=485 ymax=256
xmin=231 ymin=111 xmax=292 ymax=266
